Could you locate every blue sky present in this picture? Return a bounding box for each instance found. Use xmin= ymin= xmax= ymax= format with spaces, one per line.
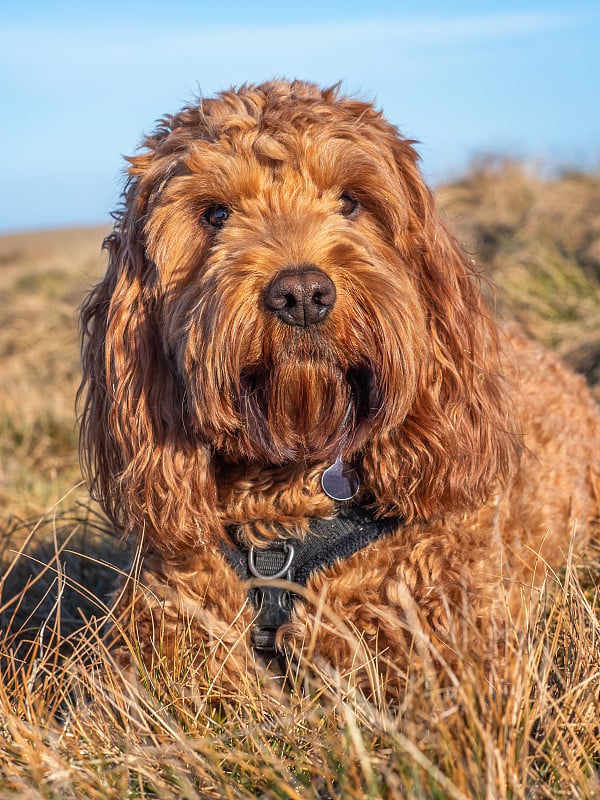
xmin=1 ymin=1 xmax=599 ymax=232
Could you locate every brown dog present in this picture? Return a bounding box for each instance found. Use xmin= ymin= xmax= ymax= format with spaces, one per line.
xmin=80 ymin=80 xmax=600 ymax=693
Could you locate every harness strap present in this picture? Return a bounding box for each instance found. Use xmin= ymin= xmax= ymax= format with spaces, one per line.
xmin=220 ymin=505 xmax=400 ymax=661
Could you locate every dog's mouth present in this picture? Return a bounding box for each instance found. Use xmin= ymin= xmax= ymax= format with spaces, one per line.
xmin=345 ymin=364 xmax=380 ymax=430
xmin=238 ymin=361 xmax=380 ymax=463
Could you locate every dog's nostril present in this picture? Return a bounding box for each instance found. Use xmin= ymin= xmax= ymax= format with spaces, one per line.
xmin=265 ymin=266 xmax=336 ymax=327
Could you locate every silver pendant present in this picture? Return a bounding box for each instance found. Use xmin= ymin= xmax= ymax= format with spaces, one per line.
xmin=321 ymin=455 xmax=360 ymax=501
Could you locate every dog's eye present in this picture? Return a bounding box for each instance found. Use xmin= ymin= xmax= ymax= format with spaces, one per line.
xmin=339 ymin=193 xmax=360 ymax=219
xmin=203 ymin=204 xmax=231 ymax=228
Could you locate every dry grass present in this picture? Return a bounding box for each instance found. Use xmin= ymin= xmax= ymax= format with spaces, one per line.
xmin=438 ymin=161 xmax=600 ymax=398
xmin=0 ymin=226 xmax=110 ymax=519
xmin=1 ymin=513 xmax=599 ymax=799
xmin=1 ymin=164 xmax=599 ymax=798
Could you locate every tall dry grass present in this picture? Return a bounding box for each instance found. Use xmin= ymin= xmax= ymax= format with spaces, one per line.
xmin=1 ymin=513 xmax=599 ymax=799
xmin=1 ymin=164 xmax=599 ymax=797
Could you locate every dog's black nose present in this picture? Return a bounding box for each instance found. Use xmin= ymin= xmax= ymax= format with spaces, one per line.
xmin=264 ymin=266 xmax=336 ymax=327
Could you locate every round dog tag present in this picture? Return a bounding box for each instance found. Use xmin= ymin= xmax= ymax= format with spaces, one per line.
xmin=321 ymin=456 xmax=360 ymax=501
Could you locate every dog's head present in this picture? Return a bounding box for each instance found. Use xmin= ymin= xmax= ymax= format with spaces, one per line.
xmin=80 ymin=80 xmax=518 ymax=550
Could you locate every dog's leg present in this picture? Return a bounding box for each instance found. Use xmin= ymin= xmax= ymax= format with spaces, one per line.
xmin=111 ymin=548 xmax=258 ymax=694
xmin=282 ymin=515 xmax=507 ymax=695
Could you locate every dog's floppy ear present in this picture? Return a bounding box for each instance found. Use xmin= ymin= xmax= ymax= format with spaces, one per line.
xmin=363 ymin=137 xmax=520 ymax=521
xmin=79 ymin=160 xmax=220 ymax=551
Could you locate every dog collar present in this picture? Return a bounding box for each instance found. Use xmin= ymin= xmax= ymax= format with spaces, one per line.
xmin=220 ymin=504 xmax=400 ymax=661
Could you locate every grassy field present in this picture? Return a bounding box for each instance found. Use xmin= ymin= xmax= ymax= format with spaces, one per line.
xmin=0 ymin=225 xmax=110 ymax=518
xmin=0 ymin=163 xmax=599 ymax=798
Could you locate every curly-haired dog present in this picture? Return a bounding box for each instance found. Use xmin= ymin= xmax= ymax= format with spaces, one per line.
xmin=80 ymin=80 xmax=600 ymax=692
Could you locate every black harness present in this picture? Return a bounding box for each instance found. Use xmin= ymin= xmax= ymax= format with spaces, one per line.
xmin=220 ymin=504 xmax=400 ymax=662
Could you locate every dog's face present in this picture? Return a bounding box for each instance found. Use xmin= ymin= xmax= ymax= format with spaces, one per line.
xmin=140 ymin=85 xmax=428 ymax=465
xmin=80 ymin=81 xmax=517 ymax=550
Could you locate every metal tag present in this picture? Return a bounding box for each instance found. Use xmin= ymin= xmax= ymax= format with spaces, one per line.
xmin=321 ymin=455 xmax=360 ymax=501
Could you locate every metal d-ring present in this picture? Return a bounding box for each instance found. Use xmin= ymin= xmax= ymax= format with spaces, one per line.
xmin=248 ymin=543 xmax=295 ymax=579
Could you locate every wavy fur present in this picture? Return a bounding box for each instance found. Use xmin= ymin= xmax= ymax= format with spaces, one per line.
xmin=79 ymin=81 xmax=600 ymax=690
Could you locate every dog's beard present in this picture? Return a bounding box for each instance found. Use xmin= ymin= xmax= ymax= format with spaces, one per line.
xmin=239 ymin=356 xmax=372 ymax=464
xmin=184 ymin=301 xmax=387 ymax=465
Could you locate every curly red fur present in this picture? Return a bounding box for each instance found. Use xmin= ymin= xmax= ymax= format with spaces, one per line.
xmin=79 ymin=80 xmax=600 ymax=691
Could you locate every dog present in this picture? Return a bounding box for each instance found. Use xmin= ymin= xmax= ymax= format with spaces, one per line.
xmin=79 ymin=80 xmax=600 ymax=694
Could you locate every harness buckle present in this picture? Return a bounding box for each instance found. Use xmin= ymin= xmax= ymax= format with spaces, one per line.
xmin=248 ymin=543 xmax=295 ymax=579
xmin=247 ymin=543 xmax=296 ymax=655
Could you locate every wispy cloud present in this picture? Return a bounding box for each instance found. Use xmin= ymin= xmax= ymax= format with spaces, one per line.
xmin=1 ymin=10 xmax=595 ymax=67
xmin=2 ymin=6 xmax=598 ymax=231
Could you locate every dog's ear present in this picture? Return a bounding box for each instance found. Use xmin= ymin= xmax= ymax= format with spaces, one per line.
xmin=79 ymin=164 xmax=220 ymax=551
xmin=362 ymin=138 xmax=520 ymax=521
